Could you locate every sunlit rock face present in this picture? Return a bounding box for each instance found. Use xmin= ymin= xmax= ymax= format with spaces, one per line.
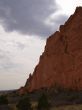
xmin=25 ymin=7 xmax=82 ymax=92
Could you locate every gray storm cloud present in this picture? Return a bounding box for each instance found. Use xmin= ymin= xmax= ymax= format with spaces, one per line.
xmin=0 ymin=0 xmax=69 ymax=90
xmin=0 ymin=0 xmax=67 ymax=38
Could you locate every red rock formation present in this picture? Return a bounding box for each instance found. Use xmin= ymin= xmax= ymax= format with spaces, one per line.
xmin=25 ymin=7 xmax=82 ymax=92
xmin=18 ymin=87 xmax=26 ymax=95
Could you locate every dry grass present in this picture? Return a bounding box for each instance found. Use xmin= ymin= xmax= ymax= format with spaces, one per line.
xmin=8 ymin=102 xmax=82 ymax=110
xmin=8 ymin=104 xmax=18 ymax=110
xmin=51 ymin=104 xmax=82 ymax=110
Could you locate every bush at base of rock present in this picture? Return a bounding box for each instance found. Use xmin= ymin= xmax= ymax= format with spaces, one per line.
xmin=37 ymin=93 xmax=50 ymax=110
xmin=0 ymin=95 xmax=8 ymax=105
xmin=16 ymin=95 xmax=32 ymax=110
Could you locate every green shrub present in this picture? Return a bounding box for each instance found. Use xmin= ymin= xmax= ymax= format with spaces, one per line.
xmin=0 ymin=95 xmax=8 ymax=105
xmin=37 ymin=93 xmax=50 ymax=110
xmin=16 ymin=96 xmax=32 ymax=110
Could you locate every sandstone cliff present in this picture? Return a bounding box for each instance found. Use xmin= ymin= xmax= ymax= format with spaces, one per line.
xmin=25 ymin=7 xmax=82 ymax=92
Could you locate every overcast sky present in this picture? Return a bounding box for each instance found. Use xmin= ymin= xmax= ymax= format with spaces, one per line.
xmin=0 ymin=0 xmax=82 ymax=90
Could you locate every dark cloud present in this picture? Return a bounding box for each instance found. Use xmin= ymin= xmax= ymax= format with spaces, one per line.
xmin=0 ymin=0 xmax=68 ymax=38
xmin=51 ymin=14 xmax=68 ymax=32
xmin=53 ymin=14 xmax=68 ymax=24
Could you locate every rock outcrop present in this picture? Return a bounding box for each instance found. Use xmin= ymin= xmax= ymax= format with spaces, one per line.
xmin=25 ymin=7 xmax=82 ymax=92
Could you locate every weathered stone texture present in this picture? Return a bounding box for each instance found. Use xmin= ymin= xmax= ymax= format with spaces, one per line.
xmin=25 ymin=7 xmax=82 ymax=92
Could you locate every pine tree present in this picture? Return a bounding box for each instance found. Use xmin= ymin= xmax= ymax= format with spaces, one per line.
xmin=37 ymin=93 xmax=50 ymax=110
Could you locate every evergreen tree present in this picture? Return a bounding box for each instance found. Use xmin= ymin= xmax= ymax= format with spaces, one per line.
xmin=16 ymin=95 xmax=32 ymax=110
xmin=0 ymin=95 xmax=8 ymax=105
xmin=37 ymin=93 xmax=50 ymax=110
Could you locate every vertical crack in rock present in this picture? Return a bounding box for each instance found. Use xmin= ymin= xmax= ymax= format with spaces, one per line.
xmin=60 ymin=34 xmax=68 ymax=54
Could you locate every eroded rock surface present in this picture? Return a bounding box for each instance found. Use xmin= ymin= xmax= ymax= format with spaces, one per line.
xmin=25 ymin=7 xmax=82 ymax=92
